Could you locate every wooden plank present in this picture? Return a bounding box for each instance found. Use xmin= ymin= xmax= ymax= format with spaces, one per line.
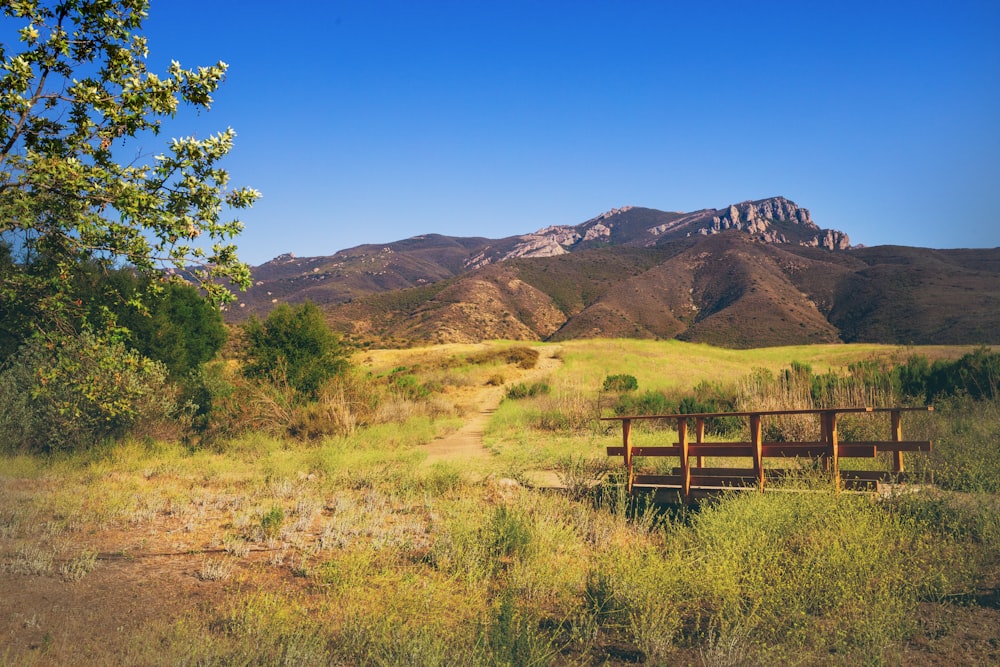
xmin=602 ymin=406 xmax=930 ymax=422
xmin=688 ymin=445 xmax=755 ymax=457
xmin=670 ymin=467 xmax=758 ymax=476
xmin=601 ymin=407 xmax=874 ymax=421
xmin=623 ymin=418 xmax=633 ymax=491
xmin=891 ymin=409 xmax=904 ymax=472
xmin=840 ymin=470 xmax=933 ymax=484
xmin=842 ymin=478 xmax=879 ymax=492
xmin=631 ymin=446 xmax=682 ymax=457
xmin=840 ymin=470 xmax=895 ymax=481
xmin=607 ymin=446 xmax=625 ymax=457
xmin=691 ymin=474 xmax=758 ymax=488
xmin=695 ymin=417 xmax=706 ymax=468
xmin=633 ymin=474 xmax=682 ymax=486
xmin=839 ymin=444 xmax=878 ymax=458
xmin=761 ymin=444 xmax=829 ymax=458
xmin=848 ymin=441 xmax=932 ymax=452
xmin=826 ymin=412 xmax=840 ymax=492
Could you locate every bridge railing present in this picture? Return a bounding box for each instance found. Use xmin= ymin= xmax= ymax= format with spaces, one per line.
xmin=601 ymin=407 xmax=933 ymax=504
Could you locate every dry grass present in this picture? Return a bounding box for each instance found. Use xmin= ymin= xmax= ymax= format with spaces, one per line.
xmin=0 ymin=340 xmax=996 ymax=665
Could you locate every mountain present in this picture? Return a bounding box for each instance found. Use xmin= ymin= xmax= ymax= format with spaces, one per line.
xmin=227 ymin=197 xmax=1000 ymax=348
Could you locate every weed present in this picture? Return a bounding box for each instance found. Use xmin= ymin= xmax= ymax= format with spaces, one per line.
xmin=487 ymin=505 xmax=532 ymax=566
xmin=59 ymin=550 xmax=97 ymax=582
xmin=486 ymin=589 xmax=557 ymax=666
xmin=223 ymin=535 xmax=251 ymax=558
xmin=259 ymin=505 xmax=285 ymax=540
xmin=197 ymin=557 xmax=234 ymax=581
xmin=554 ymin=455 xmax=610 ymax=500
xmin=9 ymin=545 xmax=54 ymax=576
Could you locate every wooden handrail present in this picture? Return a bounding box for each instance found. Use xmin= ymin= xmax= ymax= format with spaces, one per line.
xmin=601 ymin=406 xmax=932 ymax=421
xmin=603 ymin=406 xmax=934 ymax=504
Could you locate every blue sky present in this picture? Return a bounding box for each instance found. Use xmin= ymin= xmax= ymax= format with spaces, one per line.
xmin=142 ymin=1 xmax=999 ymax=265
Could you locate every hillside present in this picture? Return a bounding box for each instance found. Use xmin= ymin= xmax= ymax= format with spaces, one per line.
xmin=225 ymin=197 xmax=1000 ymax=348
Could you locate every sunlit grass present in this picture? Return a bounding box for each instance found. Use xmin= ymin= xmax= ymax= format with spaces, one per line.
xmin=1 ymin=339 xmax=997 ymax=665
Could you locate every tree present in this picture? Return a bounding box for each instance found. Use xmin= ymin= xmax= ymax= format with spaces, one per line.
xmin=0 ymin=0 xmax=259 ymax=355
xmin=241 ymin=302 xmax=350 ymax=399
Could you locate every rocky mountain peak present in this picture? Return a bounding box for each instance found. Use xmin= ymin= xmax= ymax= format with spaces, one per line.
xmin=688 ymin=197 xmax=850 ymax=250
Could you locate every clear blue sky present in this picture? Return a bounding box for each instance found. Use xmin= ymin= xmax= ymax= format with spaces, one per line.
xmin=142 ymin=0 xmax=999 ymax=265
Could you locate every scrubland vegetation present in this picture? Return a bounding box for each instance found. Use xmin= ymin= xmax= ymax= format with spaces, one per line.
xmin=4 ymin=4 xmax=993 ymax=663
xmin=2 ymin=334 xmax=998 ymax=666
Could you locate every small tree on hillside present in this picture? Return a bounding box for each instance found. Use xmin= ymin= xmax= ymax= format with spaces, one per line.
xmin=241 ymin=302 xmax=350 ymax=399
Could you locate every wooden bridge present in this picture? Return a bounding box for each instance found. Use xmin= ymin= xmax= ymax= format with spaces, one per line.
xmin=602 ymin=407 xmax=933 ymax=504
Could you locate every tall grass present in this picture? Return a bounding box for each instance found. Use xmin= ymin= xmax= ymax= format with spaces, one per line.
xmin=2 ymin=340 xmax=997 ymax=665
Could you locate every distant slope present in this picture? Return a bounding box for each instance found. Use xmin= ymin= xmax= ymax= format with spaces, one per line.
xmin=228 ymin=196 xmax=845 ymax=320
xmin=323 ymin=235 xmax=1000 ymax=348
xmin=828 ymin=246 xmax=1000 ymax=344
xmin=225 ymin=196 xmax=1000 ymax=348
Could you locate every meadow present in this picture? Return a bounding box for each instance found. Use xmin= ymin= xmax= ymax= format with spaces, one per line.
xmin=1 ymin=340 xmax=998 ymax=665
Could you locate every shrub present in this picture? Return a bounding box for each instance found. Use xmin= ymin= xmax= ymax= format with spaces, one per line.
xmin=465 ymin=346 xmax=540 ymax=370
xmin=603 ymin=374 xmax=638 ymax=392
xmin=113 ymin=278 xmax=228 ymax=378
xmin=0 ymin=330 xmax=178 ymax=453
xmin=614 ymin=390 xmax=673 ymax=417
xmin=241 ymin=301 xmax=350 ymax=400
xmin=925 ymin=395 xmax=1000 ymax=493
xmin=504 ymin=381 xmax=551 ymax=400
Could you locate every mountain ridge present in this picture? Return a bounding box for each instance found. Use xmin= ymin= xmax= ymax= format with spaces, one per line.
xmin=226 ymin=197 xmax=1000 ymax=348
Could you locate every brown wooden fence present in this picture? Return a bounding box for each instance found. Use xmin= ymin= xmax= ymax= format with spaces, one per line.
xmin=602 ymin=407 xmax=933 ymax=504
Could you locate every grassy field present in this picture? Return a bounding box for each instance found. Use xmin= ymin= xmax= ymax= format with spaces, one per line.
xmin=1 ymin=340 xmax=998 ymax=665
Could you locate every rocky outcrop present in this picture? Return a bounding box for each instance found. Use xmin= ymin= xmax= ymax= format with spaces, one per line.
xmin=804 ymin=229 xmax=852 ymax=251
xmin=464 ymin=207 xmax=631 ymax=269
xmin=688 ymin=197 xmax=851 ymax=250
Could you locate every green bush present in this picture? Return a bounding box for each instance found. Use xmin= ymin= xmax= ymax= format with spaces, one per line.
xmin=504 ymin=381 xmax=550 ymax=400
xmin=603 ymin=373 xmax=638 ymax=392
xmin=0 ymin=331 xmax=177 ymax=453
xmin=241 ymin=301 xmax=350 ymax=400
xmin=613 ymin=390 xmax=673 ymax=417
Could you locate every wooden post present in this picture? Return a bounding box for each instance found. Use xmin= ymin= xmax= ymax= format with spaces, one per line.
xmin=891 ymin=409 xmax=904 ymax=473
xmin=827 ymin=411 xmax=840 ymax=493
xmin=695 ymin=417 xmax=705 ymax=468
xmin=623 ymin=419 xmax=633 ymax=492
xmin=820 ymin=412 xmax=830 ymax=472
xmin=678 ymin=418 xmax=690 ymax=504
xmin=750 ymin=413 xmax=763 ymax=491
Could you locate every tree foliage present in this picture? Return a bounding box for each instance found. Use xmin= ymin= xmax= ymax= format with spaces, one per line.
xmin=241 ymin=302 xmax=350 ymax=399
xmin=0 ymin=0 xmax=258 ymax=352
xmin=111 ymin=274 xmax=227 ymax=377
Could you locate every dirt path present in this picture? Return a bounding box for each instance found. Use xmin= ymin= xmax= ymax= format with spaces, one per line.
xmin=421 ymin=345 xmax=562 ymax=467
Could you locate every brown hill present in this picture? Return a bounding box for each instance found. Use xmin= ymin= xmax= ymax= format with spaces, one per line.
xmin=323 ymin=234 xmax=1000 ymax=348
xmin=228 ymin=196 xmax=843 ymax=320
xmin=226 ymin=197 xmax=1000 ymax=348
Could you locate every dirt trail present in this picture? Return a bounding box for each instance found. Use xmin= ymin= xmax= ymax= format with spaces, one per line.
xmin=420 ymin=345 xmax=562 ymax=467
